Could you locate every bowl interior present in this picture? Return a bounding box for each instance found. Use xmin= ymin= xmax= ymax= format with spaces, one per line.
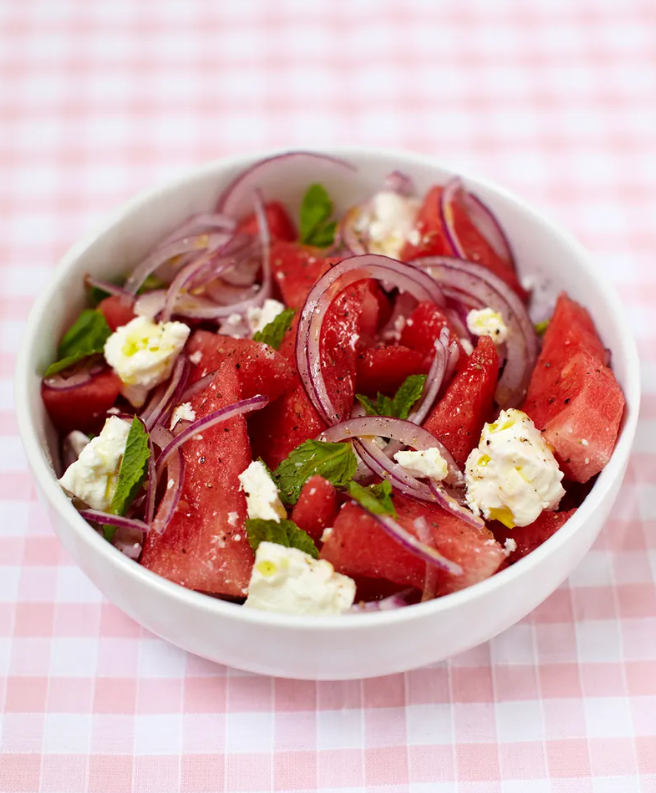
xmin=16 ymin=147 xmax=640 ymax=629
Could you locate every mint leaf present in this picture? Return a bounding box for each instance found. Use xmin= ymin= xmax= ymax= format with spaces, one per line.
xmin=535 ymin=318 xmax=550 ymax=337
xmin=109 ymin=417 xmax=150 ymax=518
xmin=355 ymin=374 xmax=427 ymax=420
xmin=273 ymin=439 xmax=358 ymax=505
xmin=246 ymin=518 xmax=319 ymax=559
xmin=347 ymin=480 xmax=397 ymax=517
xmin=46 ymin=310 xmax=112 ymax=377
xmin=252 ymin=308 xmax=295 ymax=350
xmin=299 ymin=184 xmax=336 ymax=248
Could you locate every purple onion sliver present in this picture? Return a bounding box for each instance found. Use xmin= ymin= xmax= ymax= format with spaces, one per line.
xmin=79 ymin=510 xmax=149 ymax=533
xmin=463 ymin=193 xmax=515 ymax=264
xmin=439 ymin=177 xmax=467 ymax=259
xmin=414 ymin=516 xmax=440 ymax=601
xmin=427 ymin=480 xmax=485 ymax=531
xmin=350 ymin=589 xmax=418 ymax=612
xmin=156 ymin=394 xmax=269 ymax=472
xmin=145 ymin=437 xmax=157 ymax=526
xmin=84 ymin=275 xmax=133 ymax=299
xmin=151 ymin=448 xmax=185 ymax=535
xmin=159 ymin=213 xmax=236 ymax=248
xmin=179 ymin=371 xmax=217 ymax=403
xmin=407 ymin=333 xmax=448 ymax=426
xmin=144 ymin=355 xmax=190 ymax=431
xmin=383 ymin=170 xmax=415 ymax=196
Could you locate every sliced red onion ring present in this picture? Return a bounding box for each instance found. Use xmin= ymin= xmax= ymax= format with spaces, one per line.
xmin=297 ymin=255 xmax=445 ymax=424
xmin=156 ymin=394 xmax=269 ymax=472
xmin=84 ymin=275 xmax=133 ymax=299
xmin=352 ymin=501 xmax=462 ymax=576
xmin=124 ymin=233 xmax=229 ymax=296
xmin=79 ymin=510 xmax=149 ymax=533
xmin=159 ymin=212 xmax=236 ymax=247
xmin=134 ymin=289 xmax=167 ymax=319
xmin=350 ymin=589 xmax=418 ymax=612
xmin=384 ymin=170 xmax=415 ymax=196
xmin=141 ymin=355 xmax=190 ymax=431
xmin=414 ymin=256 xmax=538 ymax=407
xmin=462 ymin=192 xmax=515 ymax=266
xmin=145 ymin=437 xmax=157 ymax=525
xmin=414 ymin=516 xmax=440 ymax=600
xmin=151 ymin=447 xmax=185 ymax=535
xmin=179 ymin=371 xmax=216 ymax=403
xmin=43 ymin=358 xmax=105 ymax=391
xmin=317 ymin=416 xmax=462 ymax=487
xmin=338 ymin=206 xmax=368 ymax=256
xmin=407 ymin=331 xmax=448 ymax=426
xmin=427 ymin=480 xmax=484 ymax=530
xmin=161 ymin=251 xmax=221 ymax=323
xmin=217 ymin=151 xmax=356 ymax=218
xmin=204 ymin=279 xmax=259 ymax=305
xmin=112 ymin=526 xmax=144 ymax=559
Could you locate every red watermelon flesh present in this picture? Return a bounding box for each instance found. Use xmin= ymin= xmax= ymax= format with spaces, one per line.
xmin=42 ymin=368 xmax=122 ymax=434
xmin=270 ymin=241 xmax=337 ymax=309
xmin=423 ymin=336 xmax=499 ymax=467
xmin=492 ymin=509 xmax=576 ymax=565
xmin=290 ymin=475 xmax=339 ymax=542
xmin=522 ymin=293 xmax=624 ymax=483
xmin=141 ymin=362 xmax=254 ymax=597
xmin=400 ymin=186 xmax=450 ymax=261
xmin=236 ymin=201 xmax=296 ymax=242
xmin=186 ymin=331 xmax=295 ymax=403
xmin=355 ymin=344 xmax=428 ymax=396
xmin=97 ymin=295 xmax=136 ymax=332
xmin=321 ymin=496 xmax=505 ymax=595
xmin=400 ymin=301 xmax=462 ymax=360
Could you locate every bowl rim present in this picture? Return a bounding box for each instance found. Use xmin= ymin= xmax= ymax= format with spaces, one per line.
xmin=15 ymin=146 xmax=641 ymax=631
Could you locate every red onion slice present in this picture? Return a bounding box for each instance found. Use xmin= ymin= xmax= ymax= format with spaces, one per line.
xmin=463 ymin=192 xmax=515 ymax=266
xmin=84 ymin=275 xmax=133 ymax=299
xmin=427 ymin=480 xmax=485 ymax=530
xmin=350 ymin=589 xmax=418 ymax=612
xmin=352 ymin=502 xmax=462 ymax=576
xmin=159 ymin=212 xmax=236 ymax=247
xmin=217 ymin=151 xmax=356 ymax=218
xmin=384 ymin=170 xmax=415 ymax=196
xmin=43 ymin=358 xmax=104 ymax=391
xmin=145 ymin=437 xmax=157 ymax=525
xmin=407 ymin=330 xmax=449 ymax=426
xmin=79 ymin=510 xmax=149 ymax=533
xmin=141 ymin=355 xmax=190 ymax=431
xmin=179 ymin=371 xmax=216 ymax=403
xmin=414 ymin=516 xmax=440 ymax=600
xmin=414 ymin=256 xmax=538 ymax=407
xmin=160 ymin=251 xmax=221 ymax=323
xmin=156 ymin=394 xmax=269 ymax=471
xmin=297 ymin=255 xmax=445 ymax=424
xmin=338 ymin=206 xmax=368 ymax=256
xmin=151 ymin=447 xmax=185 ymax=535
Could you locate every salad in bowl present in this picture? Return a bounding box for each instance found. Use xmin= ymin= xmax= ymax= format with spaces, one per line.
xmin=39 ymin=151 xmax=626 ymax=620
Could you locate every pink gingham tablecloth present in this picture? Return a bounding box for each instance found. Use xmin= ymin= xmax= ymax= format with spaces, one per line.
xmin=1 ymin=1 xmax=655 ymax=790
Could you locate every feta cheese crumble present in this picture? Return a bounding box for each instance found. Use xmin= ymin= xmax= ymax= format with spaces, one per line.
xmin=244 ymin=541 xmax=356 ymax=616
xmin=238 ymin=460 xmax=287 ymax=522
xmin=465 ymin=409 xmax=565 ymax=528
xmin=104 ymin=316 xmax=190 ymax=407
xmin=59 ymin=417 xmax=131 ymax=510
xmin=393 ymin=448 xmax=449 ymax=482
xmin=466 ymin=307 xmax=508 ymax=345
xmin=170 ymin=402 xmax=196 ymax=430
xmin=218 ymin=299 xmax=286 ymax=339
xmin=356 ymin=191 xmax=420 ymax=259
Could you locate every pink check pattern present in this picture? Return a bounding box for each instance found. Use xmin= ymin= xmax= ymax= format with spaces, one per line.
xmin=1 ymin=0 xmax=655 ymax=790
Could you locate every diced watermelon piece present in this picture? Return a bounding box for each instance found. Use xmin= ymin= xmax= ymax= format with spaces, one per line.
xmin=42 ymin=369 xmax=122 ymax=434
xmin=400 ymin=301 xmax=462 ymax=360
xmin=492 ymin=509 xmax=576 ymax=564
xmin=236 ymin=201 xmax=296 ymax=242
xmin=97 ymin=295 xmax=136 ymax=332
xmin=141 ymin=362 xmax=254 ymax=597
xmin=249 ymin=380 xmax=325 ymax=469
xmin=423 ymin=336 xmax=499 ymax=467
xmin=186 ymin=331 xmax=295 ymax=403
xmin=401 ymin=185 xmax=528 ymax=300
xmin=522 ymin=293 xmax=625 ymax=483
xmin=321 ymin=495 xmax=505 ymax=595
xmin=290 ymin=475 xmax=339 ymax=541
xmin=355 ymin=344 xmax=428 ymax=396
xmin=360 ymin=282 xmax=392 ymax=340
xmin=271 ymin=241 xmax=340 ymax=309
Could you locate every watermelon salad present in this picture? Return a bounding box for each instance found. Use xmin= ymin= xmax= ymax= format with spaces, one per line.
xmin=43 ymin=151 xmax=626 ymax=616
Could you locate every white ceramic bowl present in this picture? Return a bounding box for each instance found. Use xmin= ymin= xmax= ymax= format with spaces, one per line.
xmin=16 ymin=148 xmax=640 ymax=680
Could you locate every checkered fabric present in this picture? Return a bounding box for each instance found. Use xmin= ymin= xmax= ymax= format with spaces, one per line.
xmin=1 ymin=0 xmax=655 ymax=790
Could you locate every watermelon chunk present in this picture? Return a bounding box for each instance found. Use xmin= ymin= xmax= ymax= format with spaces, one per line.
xmin=355 ymin=344 xmax=428 ymax=396
xmin=271 ymin=241 xmax=338 ymax=309
xmin=97 ymin=295 xmax=136 ymax=332
xmin=42 ymin=369 xmax=122 ymax=434
xmin=400 ymin=301 xmax=460 ymax=360
xmin=290 ymin=475 xmax=339 ymax=541
xmin=321 ymin=495 xmax=505 ymax=595
xmin=522 ymin=293 xmax=625 ymax=483
xmin=423 ymin=336 xmax=499 ymax=467
xmin=400 ymin=186 xmax=450 ymax=261
xmin=236 ymin=201 xmax=296 ymax=242
xmin=492 ymin=509 xmax=576 ymax=564
xmin=186 ymin=331 xmax=295 ymax=403
xmin=141 ymin=362 xmax=254 ymax=597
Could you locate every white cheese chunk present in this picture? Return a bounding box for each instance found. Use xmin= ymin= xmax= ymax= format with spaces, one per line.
xmin=466 ymin=307 xmax=508 ymax=345
xmin=170 ymin=402 xmax=196 ymax=430
xmin=104 ymin=316 xmax=190 ymax=408
xmin=244 ymin=542 xmax=356 ymax=616
xmin=238 ymin=460 xmax=287 ymax=522
xmin=356 ymin=191 xmax=420 ymax=259
xmin=394 ymin=447 xmax=449 ymax=482
xmin=246 ymin=299 xmax=286 ymax=335
xmin=59 ymin=417 xmax=131 ymax=510
xmin=465 ymin=408 xmax=565 ymax=528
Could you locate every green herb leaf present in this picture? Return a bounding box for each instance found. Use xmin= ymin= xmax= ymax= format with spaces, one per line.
xmin=355 ymin=374 xmax=427 ymax=421
xmin=273 ymin=439 xmax=358 ymax=505
xmin=138 ymin=274 xmax=167 ymax=294
xmin=245 ymin=518 xmax=319 ymax=559
xmin=535 ymin=318 xmax=550 ymax=337
xmin=299 ymin=184 xmax=337 ymax=248
xmin=347 ymin=479 xmax=397 ymax=517
xmin=109 ymin=417 xmax=150 ymax=518
xmin=46 ymin=310 xmax=112 ymax=377
xmin=252 ymin=308 xmax=295 ymax=350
